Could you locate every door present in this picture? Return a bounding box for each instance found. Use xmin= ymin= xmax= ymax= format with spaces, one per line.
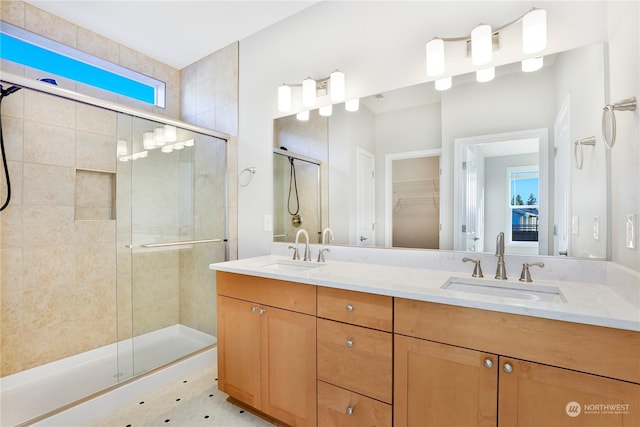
xmin=217 ymin=296 xmax=262 ymax=408
xmin=356 ymin=147 xmax=375 ymax=246
xmin=498 ymin=358 xmax=640 ymax=426
xmin=261 ymin=306 xmax=317 ymax=427
xmin=394 ymin=335 xmax=497 ymax=427
xmin=554 ymin=96 xmax=571 ymax=256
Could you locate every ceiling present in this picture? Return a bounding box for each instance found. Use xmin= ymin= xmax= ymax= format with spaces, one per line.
xmin=25 ymin=1 xmax=318 ymax=69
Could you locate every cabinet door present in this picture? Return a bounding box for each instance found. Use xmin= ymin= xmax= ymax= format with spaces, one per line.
xmin=498 ymin=358 xmax=640 ymax=427
xmin=217 ymin=296 xmax=262 ymax=409
xmin=318 ymin=380 xmax=392 ymax=427
xmin=394 ymin=335 xmax=498 ymax=427
xmin=261 ymin=306 xmax=317 ymax=427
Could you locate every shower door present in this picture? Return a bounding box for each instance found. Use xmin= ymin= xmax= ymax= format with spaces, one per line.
xmin=116 ymin=114 xmax=226 ymax=378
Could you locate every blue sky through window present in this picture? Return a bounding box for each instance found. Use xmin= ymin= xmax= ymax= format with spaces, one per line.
xmin=0 ymin=25 xmax=162 ymax=106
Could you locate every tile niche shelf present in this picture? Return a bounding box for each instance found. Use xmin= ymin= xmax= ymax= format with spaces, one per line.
xmin=75 ymin=168 xmax=116 ymax=221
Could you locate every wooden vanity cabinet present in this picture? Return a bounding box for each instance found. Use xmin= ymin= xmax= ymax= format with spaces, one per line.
xmin=217 ymin=272 xmax=317 ymax=427
xmin=317 ymin=287 xmax=393 ymax=427
xmin=394 ymin=298 xmax=640 ymax=427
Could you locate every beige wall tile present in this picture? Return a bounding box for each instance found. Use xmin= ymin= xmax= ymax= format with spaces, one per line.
xmin=0 ymin=247 xmax=23 ymax=293
xmin=0 ymin=89 xmax=24 ymax=120
xmin=1 ymin=0 xmax=25 ymax=27
xmin=77 ymin=27 xmax=120 ymax=64
xmin=1 ymin=332 xmax=24 ymax=375
xmin=24 ymin=3 xmax=77 ymax=48
xmin=1 ymin=204 xmax=22 ymax=249
xmin=2 ymin=161 xmax=22 ymax=205
xmin=22 ymin=243 xmax=76 ymax=289
xmin=3 ymin=116 xmax=23 ymax=161
xmin=75 ymin=242 xmax=116 ymax=283
xmin=23 ymin=120 xmax=75 ymax=167
xmin=22 ymin=205 xmax=74 ymax=245
xmin=75 ymin=131 xmax=117 ymax=172
xmin=23 ymin=90 xmax=76 ymax=129
xmin=76 ymin=103 xmax=117 ymax=137
xmin=74 ymin=220 xmax=116 ymax=244
xmin=22 ymin=163 xmax=75 ymax=206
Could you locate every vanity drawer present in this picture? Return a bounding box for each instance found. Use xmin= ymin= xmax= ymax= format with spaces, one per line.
xmin=317 ymin=287 xmax=393 ymax=331
xmin=318 ymin=380 xmax=392 ymax=427
xmin=317 ymin=318 xmax=392 ymax=403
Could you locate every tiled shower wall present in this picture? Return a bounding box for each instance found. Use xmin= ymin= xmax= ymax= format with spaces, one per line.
xmin=0 ymin=1 xmax=239 ymax=375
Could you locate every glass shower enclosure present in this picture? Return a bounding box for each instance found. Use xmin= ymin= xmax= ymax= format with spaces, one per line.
xmin=116 ymin=114 xmax=227 ymax=378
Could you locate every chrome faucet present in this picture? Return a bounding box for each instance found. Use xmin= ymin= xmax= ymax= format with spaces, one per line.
xmin=495 ymin=232 xmax=507 ymax=280
xmin=321 ymin=227 xmax=334 ymax=244
xmin=295 ymin=229 xmax=312 ymax=261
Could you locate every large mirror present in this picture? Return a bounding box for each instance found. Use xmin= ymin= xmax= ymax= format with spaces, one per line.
xmin=273 ymin=43 xmax=607 ymax=259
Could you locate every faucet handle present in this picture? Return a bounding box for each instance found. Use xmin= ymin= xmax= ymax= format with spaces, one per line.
xmin=288 ymin=245 xmax=300 ymax=260
xmin=462 ymin=257 xmax=484 ymax=278
xmin=519 ymin=262 xmax=544 ymax=282
xmin=317 ymin=248 xmax=330 ymax=262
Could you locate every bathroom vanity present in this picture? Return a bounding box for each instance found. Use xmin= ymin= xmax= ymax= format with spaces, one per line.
xmin=211 ymin=256 xmax=640 ymax=427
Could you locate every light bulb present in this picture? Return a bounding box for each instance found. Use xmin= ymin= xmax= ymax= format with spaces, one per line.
xmin=522 ymin=57 xmax=544 ymax=72
xmin=143 ymin=132 xmax=155 ymax=150
xmin=426 ymin=38 xmax=445 ymax=76
xmin=345 ymin=98 xmax=359 ymax=112
xmin=330 ymin=70 xmax=345 ymax=102
xmin=302 ymin=77 xmax=316 ymax=107
xmin=161 ymin=145 xmax=173 ymax=153
xmin=476 ymin=67 xmax=495 ymax=82
xmin=154 ymin=127 xmax=165 ymax=147
xmin=435 ymin=77 xmax=452 ymax=91
xmin=164 ymin=125 xmax=177 ymax=142
xmin=471 ymin=24 xmax=493 ymax=66
xmin=296 ymin=111 xmax=310 ymax=121
xmin=522 ymin=9 xmax=547 ymax=54
xmin=319 ymin=105 xmax=333 ymax=117
xmin=278 ymin=84 xmax=291 ymax=112
xmin=116 ymin=140 xmax=128 ymax=156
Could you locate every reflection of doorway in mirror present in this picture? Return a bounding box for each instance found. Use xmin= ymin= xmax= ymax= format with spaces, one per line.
xmin=356 ymin=148 xmax=376 ymax=246
xmin=390 ymin=155 xmax=441 ymax=249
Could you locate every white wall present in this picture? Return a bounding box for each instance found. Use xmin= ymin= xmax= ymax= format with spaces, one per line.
xmin=607 ymin=1 xmax=640 ymax=272
xmin=238 ymin=1 xmax=610 ymax=258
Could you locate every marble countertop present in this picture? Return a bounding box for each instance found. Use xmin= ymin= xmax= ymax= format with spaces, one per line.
xmin=210 ymin=255 xmax=640 ymax=332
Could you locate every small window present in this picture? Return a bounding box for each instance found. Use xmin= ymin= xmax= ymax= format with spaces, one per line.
xmin=0 ymin=21 xmax=165 ymax=107
xmin=507 ymin=166 xmax=539 ymax=245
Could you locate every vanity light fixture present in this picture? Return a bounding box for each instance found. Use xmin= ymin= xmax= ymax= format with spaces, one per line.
xmin=296 ymin=111 xmax=310 ymax=121
xmin=164 ymin=124 xmax=177 ymax=142
xmin=425 ymin=7 xmax=547 ymax=90
xmin=278 ymin=69 xmax=347 ymax=113
xmin=143 ymin=131 xmax=155 ymax=150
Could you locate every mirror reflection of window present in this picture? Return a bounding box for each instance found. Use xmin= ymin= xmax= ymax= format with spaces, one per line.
xmin=507 ymin=166 xmax=539 ymax=247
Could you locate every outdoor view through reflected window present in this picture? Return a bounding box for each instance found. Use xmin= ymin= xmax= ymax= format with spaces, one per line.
xmin=508 ymin=167 xmax=539 ymax=243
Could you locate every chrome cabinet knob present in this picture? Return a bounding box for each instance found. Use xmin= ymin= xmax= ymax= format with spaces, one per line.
xmin=346 ymin=304 xmax=353 ymax=312
xmin=483 ymin=358 xmax=493 ymax=369
xmin=259 ymin=308 xmax=266 ymax=315
xmin=346 ymin=339 xmax=354 ymax=348
xmin=345 ymin=406 xmax=354 ymax=415
xmin=503 ymin=363 xmax=513 ymax=374
xmin=251 ymin=306 xmax=258 ymax=313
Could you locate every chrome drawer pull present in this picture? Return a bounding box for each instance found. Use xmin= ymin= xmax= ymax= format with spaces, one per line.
xmin=346 ymin=406 xmax=354 ymax=415
xmin=346 ymin=304 xmax=353 ymax=312
xmin=346 ymin=339 xmax=354 ymax=348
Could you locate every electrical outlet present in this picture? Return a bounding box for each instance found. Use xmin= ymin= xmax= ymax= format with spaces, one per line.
xmin=593 ymin=216 xmax=599 ymax=241
xmin=263 ymin=214 xmax=273 ymax=232
xmin=626 ymin=214 xmax=636 ymax=249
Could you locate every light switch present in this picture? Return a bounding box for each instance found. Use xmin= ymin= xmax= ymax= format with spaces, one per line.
xmin=263 ymin=214 xmax=273 ymax=232
xmin=571 ymin=216 xmax=579 ymax=236
xmin=593 ymin=216 xmax=599 ymax=241
xmin=626 ymin=214 xmax=636 ymax=249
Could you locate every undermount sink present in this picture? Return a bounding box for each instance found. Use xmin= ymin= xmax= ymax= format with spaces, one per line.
xmin=261 ymin=260 xmax=326 ymax=272
xmin=441 ymin=276 xmax=566 ymax=303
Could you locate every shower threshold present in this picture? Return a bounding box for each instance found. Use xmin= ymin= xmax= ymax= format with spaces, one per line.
xmin=1 ymin=324 xmax=216 ymax=427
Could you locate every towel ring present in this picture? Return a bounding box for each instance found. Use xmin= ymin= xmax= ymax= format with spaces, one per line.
xmin=602 ymin=96 xmax=637 ymax=149
xmin=239 ymin=166 xmax=256 ymax=187
xmin=573 ymin=136 xmax=596 ymax=170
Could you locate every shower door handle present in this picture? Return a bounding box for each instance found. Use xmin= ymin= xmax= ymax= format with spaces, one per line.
xmin=138 ymin=238 xmax=223 ymax=248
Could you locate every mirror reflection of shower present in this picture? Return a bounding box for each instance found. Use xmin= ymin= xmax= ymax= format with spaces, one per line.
xmin=273 ymin=147 xmax=322 ymax=243
xmin=281 ymin=146 xmax=302 ymax=227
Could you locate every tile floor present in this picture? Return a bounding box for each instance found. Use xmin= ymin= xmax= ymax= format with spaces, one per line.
xmin=87 ymin=364 xmax=272 ymax=427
